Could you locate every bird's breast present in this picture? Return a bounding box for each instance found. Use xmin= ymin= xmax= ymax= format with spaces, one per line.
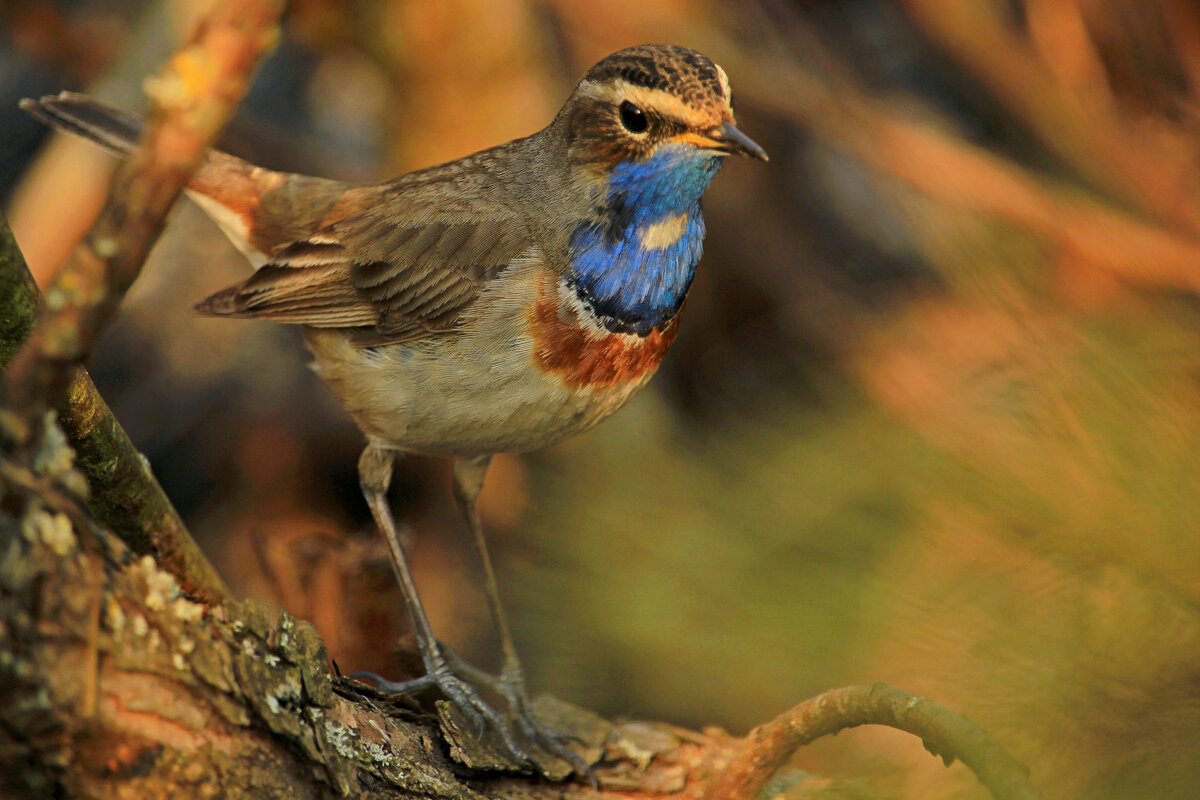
xmin=302 ymin=260 xmax=677 ymax=457
xmin=527 ymin=274 xmax=680 ymax=391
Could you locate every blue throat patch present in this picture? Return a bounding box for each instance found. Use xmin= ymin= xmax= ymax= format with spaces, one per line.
xmin=569 ymin=144 xmax=723 ymax=335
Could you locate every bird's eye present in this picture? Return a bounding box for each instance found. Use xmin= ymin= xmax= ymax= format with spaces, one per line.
xmin=619 ymin=100 xmax=648 ymax=133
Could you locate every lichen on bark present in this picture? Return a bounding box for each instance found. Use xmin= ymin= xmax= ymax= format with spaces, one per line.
xmin=0 ymin=212 xmax=228 ymax=603
xmin=0 ymin=480 xmax=737 ymax=798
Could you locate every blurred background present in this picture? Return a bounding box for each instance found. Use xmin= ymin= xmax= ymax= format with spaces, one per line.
xmin=4 ymin=0 xmax=1200 ymax=797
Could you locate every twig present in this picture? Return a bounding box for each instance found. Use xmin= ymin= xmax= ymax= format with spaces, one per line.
xmin=703 ymin=683 xmax=1040 ymax=800
xmin=3 ymin=0 xmax=283 ymax=419
xmin=63 ymin=365 xmax=233 ymax=601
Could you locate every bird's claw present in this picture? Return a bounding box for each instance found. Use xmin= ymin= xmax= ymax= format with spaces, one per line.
xmin=494 ymin=669 xmax=597 ymax=786
xmin=351 ymin=655 xmax=596 ymax=786
xmin=349 ymin=667 xmax=535 ymax=770
xmin=436 ymin=644 xmax=594 ymax=776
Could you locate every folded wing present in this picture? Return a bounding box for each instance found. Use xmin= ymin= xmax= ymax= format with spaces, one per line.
xmin=195 ymin=188 xmax=533 ymax=344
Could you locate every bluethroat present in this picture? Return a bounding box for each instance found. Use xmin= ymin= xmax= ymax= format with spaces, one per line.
xmin=22 ymin=44 xmax=767 ymax=775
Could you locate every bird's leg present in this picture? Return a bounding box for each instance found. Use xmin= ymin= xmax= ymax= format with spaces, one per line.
xmin=352 ymin=444 xmax=532 ymax=765
xmin=451 ymin=456 xmax=590 ymax=775
xmin=451 ymin=456 xmax=524 ymax=690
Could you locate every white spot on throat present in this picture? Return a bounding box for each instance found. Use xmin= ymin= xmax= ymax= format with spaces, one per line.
xmin=640 ymin=213 xmax=688 ymax=250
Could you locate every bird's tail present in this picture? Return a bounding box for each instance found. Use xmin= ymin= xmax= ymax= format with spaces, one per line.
xmin=20 ymin=91 xmax=360 ymax=272
xmin=19 ymin=92 xmax=144 ymax=156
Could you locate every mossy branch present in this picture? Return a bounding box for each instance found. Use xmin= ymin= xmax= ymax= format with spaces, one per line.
xmin=0 ymin=213 xmax=229 ymax=603
xmin=0 ymin=509 xmax=729 ymax=798
xmin=0 ymin=221 xmax=41 ymax=370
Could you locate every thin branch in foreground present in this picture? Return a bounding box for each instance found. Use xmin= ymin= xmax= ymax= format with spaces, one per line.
xmin=703 ymin=682 xmax=1040 ymax=800
xmin=1 ymin=0 xmax=284 ymax=600
xmin=3 ymin=0 xmax=283 ymax=422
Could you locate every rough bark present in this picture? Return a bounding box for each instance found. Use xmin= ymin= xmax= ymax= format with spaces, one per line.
xmin=0 ymin=486 xmax=1042 ymax=799
xmin=0 ymin=498 xmax=738 ymax=799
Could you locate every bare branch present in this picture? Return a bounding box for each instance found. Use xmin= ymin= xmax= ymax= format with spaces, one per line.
xmin=3 ymin=0 xmax=283 ymax=421
xmin=704 ymin=683 xmax=1040 ymax=800
xmin=0 ymin=502 xmax=1044 ymax=798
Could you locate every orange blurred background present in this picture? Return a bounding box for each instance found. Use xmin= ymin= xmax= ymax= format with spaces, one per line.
xmin=3 ymin=1 xmax=1200 ymax=797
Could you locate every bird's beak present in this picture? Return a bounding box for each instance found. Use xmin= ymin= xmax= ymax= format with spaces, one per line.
xmin=708 ymin=122 xmax=769 ymax=161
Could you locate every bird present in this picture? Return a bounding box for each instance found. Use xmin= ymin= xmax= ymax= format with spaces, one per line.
xmin=21 ymin=43 xmax=767 ymax=776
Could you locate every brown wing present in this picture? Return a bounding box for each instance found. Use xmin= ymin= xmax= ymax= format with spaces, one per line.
xmin=194 ymin=187 xmax=534 ymax=344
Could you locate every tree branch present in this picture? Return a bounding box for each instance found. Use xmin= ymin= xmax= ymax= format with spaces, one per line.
xmin=0 ymin=0 xmax=285 ymax=602
xmin=0 ymin=500 xmax=738 ymax=798
xmin=0 ymin=220 xmax=41 ymax=371
xmin=0 ymin=214 xmax=229 ymax=604
xmin=0 ymin=480 xmax=1044 ymax=799
xmin=704 ymin=683 xmax=1040 ymax=800
xmin=3 ymin=0 xmax=283 ymax=421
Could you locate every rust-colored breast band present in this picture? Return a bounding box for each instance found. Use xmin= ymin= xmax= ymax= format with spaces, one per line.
xmin=528 ymin=280 xmax=679 ymax=391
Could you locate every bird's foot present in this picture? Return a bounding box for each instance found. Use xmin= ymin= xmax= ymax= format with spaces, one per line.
xmin=438 ymin=647 xmax=596 ymax=786
xmin=500 ymin=671 xmax=596 ymax=787
xmin=348 ymin=667 xmax=534 ymax=771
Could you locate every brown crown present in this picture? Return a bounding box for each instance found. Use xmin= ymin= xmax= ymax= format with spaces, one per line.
xmin=581 ymin=44 xmax=729 ymax=112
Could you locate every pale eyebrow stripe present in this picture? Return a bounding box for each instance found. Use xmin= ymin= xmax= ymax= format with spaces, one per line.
xmin=577 ymin=79 xmax=713 ymax=128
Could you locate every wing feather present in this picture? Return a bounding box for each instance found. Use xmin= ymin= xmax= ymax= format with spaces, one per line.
xmin=195 ymin=180 xmax=535 ymax=345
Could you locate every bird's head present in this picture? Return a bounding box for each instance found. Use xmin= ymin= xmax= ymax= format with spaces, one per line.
xmin=560 ymin=44 xmax=767 ymax=189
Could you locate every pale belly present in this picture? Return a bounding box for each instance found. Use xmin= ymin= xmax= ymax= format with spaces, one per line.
xmin=302 ymin=261 xmax=674 ymax=457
